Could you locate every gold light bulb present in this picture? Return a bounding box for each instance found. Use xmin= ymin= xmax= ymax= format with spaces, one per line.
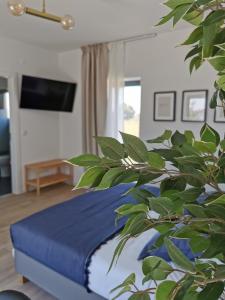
xmin=7 ymin=0 xmax=26 ymax=16
xmin=61 ymin=15 xmax=75 ymax=30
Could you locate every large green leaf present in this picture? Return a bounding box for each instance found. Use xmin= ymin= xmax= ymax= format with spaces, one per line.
xmin=128 ymin=188 xmax=155 ymax=204
xmin=147 ymin=130 xmax=172 ymax=143
xmin=198 ymin=282 xmax=224 ymax=300
xmin=174 ymin=187 xmax=205 ymax=203
xmin=171 ymin=131 xmax=186 ymax=146
xmin=152 ymin=149 xmax=182 ymax=161
xmin=111 ymin=273 xmax=135 ymax=294
xmin=96 ymin=137 xmax=125 ymax=160
xmin=185 ymin=46 xmax=202 ymax=61
xmin=175 ymin=155 xmax=205 ymax=170
xmin=173 ymin=3 xmax=193 ymax=26
xmin=202 ymin=22 xmax=219 ymax=58
xmin=203 ymin=10 xmax=225 ymax=26
xmin=214 ymin=265 xmax=225 ymax=279
xmin=113 ymin=170 xmax=139 ymax=185
xmin=189 ymin=56 xmax=202 ymax=73
xmin=179 ymin=165 xmax=205 ymax=187
xmin=193 ymin=141 xmax=217 ymax=153
xmin=209 ymin=57 xmax=225 ymax=72
xmin=179 ymin=143 xmax=200 ymax=156
xmin=189 ymin=235 xmax=209 ymax=253
xmin=156 ymin=10 xmax=175 ymax=26
xmin=121 ymin=132 xmax=149 ymax=162
xmin=165 ymin=0 xmax=194 ymax=9
xmin=202 ymin=234 xmax=225 ymax=258
xmin=160 ymin=177 xmax=186 ymax=194
xmin=218 ymin=156 xmax=225 ymax=167
xmin=129 ymin=294 xmax=150 ymax=300
xmin=220 ymin=139 xmax=225 ymax=150
xmin=148 ymin=152 xmax=165 ymax=169
xmin=216 ymin=42 xmax=225 ymax=51
xmin=112 ymin=286 xmax=131 ymax=300
xmin=217 ymin=74 xmax=225 ymax=90
xmin=76 ymin=167 xmax=107 ymax=189
xmin=142 ymin=256 xmax=173 ymax=280
xmin=116 ymin=203 xmax=149 ymax=216
xmin=97 ymin=167 xmax=125 ymax=189
xmin=200 ymin=124 xmax=218 ymax=144
xmin=165 ymin=238 xmax=195 ymax=271
xmin=205 ymin=204 xmax=225 ymax=220
xmin=184 ymin=130 xmax=195 ymax=144
xmin=184 ymin=204 xmax=207 ymax=217
xmin=197 ymin=0 xmax=214 ymax=5
xmin=184 ymin=10 xmax=203 ymax=25
xmin=155 ymin=280 xmax=177 ymax=300
xmin=149 ymin=197 xmax=176 ymax=216
xmin=68 ymin=154 xmax=101 ymax=167
xmin=108 ymin=238 xmax=128 ymax=271
xmin=207 ymin=194 xmax=225 ymax=206
xmin=135 ymin=173 xmax=161 ymax=187
xmin=120 ymin=213 xmax=146 ymax=237
xmin=209 ymin=91 xmax=218 ymax=109
xmin=182 ymin=26 xmax=203 ymax=45
xmin=173 ymin=275 xmax=194 ymax=300
xmin=200 ymin=123 xmax=220 ymax=146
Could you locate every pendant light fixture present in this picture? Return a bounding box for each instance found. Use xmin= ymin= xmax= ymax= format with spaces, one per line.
xmin=7 ymin=0 xmax=75 ymax=30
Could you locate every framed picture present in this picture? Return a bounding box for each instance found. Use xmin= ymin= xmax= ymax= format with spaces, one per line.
xmin=182 ymin=90 xmax=208 ymax=122
xmin=154 ymin=91 xmax=176 ymax=121
xmin=214 ymin=106 xmax=225 ymax=123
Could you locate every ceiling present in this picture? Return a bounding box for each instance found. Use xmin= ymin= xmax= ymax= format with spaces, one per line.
xmin=0 ymin=0 xmax=189 ymax=52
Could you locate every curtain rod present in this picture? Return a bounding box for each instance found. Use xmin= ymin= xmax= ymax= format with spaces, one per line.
xmin=109 ymin=32 xmax=158 ymax=44
xmin=80 ymin=32 xmax=158 ymax=48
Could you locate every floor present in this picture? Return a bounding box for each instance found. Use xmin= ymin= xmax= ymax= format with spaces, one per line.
xmin=0 ymin=177 xmax=11 ymax=197
xmin=0 ymin=183 xmax=82 ymax=300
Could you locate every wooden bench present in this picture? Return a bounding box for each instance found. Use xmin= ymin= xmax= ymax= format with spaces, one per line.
xmin=24 ymin=159 xmax=73 ymax=196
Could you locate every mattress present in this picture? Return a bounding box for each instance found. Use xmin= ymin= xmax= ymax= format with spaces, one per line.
xmin=89 ymin=229 xmax=183 ymax=300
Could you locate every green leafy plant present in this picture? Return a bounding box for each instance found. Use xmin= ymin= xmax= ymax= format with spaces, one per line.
xmin=157 ymin=0 xmax=225 ymax=113
xmin=69 ymin=125 xmax=225 ymax=299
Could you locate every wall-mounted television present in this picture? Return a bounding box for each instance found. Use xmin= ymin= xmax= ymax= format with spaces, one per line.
xmin=20 ymin=75 xmax=77 ymax=112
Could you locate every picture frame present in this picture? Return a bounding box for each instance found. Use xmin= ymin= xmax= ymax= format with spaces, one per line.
xmin=182 ymin=90 xmax=208 ymax=122
xmin=214 ymin=106 xmax=225 ymax=123
xmin=153 ymin=91 xmax=176 ymax=122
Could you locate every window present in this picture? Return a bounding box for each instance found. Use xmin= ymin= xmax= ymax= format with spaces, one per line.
xmin=123 ymin=80 xmax=141 ymax=137
xmin=4 ymin=93 xmax=10 ymax=119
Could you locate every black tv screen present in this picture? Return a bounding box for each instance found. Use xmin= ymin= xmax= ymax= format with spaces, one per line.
xmin=20 ymin=75 xmax=77 ymax=112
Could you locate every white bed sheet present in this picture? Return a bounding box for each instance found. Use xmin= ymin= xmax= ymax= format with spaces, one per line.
xmin=89 ymin=229 xmax=183 ymax=300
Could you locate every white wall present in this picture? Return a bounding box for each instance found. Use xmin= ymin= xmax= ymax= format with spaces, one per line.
xmin=0 ymin=37 xmax=64 ymax=192
xmin=58 ymin=49 xmax=83 ymax=181
xmin=1 ymin=27 xmax=220 ymax=190
xmin=125 ymin=28 xmax=222 ymax=140
xmin=58 ymin=28 xmax=224 ymax=167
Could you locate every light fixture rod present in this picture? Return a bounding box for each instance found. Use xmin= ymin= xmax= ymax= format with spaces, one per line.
xmin=25 ymin=7 xmax=61 ymax=23
xmin=7 ymin=0 xmax=75 ymax=30
xmin=42 ymin=0 xmax=46 ymax=13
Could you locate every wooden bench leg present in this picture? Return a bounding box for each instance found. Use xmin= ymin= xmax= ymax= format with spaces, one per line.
xmin=20 ymin=276 xmax=29 ymax=284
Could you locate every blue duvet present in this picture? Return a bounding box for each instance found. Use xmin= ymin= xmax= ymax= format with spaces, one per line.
xmin=10 ymin=184 xmax=159 ymax=287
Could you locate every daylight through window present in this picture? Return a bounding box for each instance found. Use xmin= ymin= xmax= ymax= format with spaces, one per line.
xmin=123 ymin=80 xmax=141 ymax=137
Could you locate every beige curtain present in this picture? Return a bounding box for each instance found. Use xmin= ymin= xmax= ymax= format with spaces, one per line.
xmin=81 ymin=43 xmax=109 ymax=154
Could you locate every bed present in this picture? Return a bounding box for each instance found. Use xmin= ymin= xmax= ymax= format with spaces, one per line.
xmin=10 ymin=184 xmax=181 ymax=300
